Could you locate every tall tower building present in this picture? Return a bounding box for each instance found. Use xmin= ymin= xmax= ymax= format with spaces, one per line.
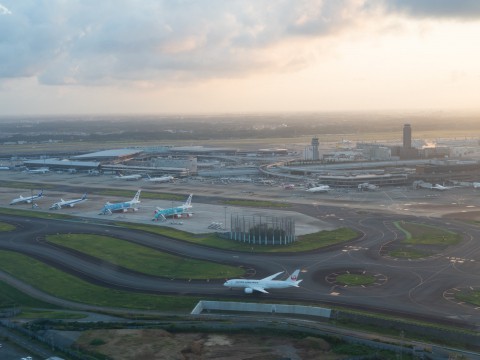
xmin=403 ymin=124 xmax=412 ymax=149
xmin=311 ymin=136 xmax=319 ymax=161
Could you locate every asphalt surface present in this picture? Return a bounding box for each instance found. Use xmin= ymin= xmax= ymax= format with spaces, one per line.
xmin=2 ymin=171 xmax=480 ymax=329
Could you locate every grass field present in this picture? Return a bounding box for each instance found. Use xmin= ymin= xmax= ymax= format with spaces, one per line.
xmin=221 ymin=199 xmax=291 ymax=208
xmin=390 ymin=248 xmax=428 ymax=259
xmin=120 ymin=223 xmax=358 ymax=252
xmin=0 ymin=221 xmax=16 ymax=231
xmin=336 ymin=274 xmax=376 ymax=286
xmin=0 ymin=280 xmax=60 ymax=309
xmin=455 ymin=289 xmax=480 ymax=306
xmin=0 ymin=250 xmax=202 ymax=311
xmin=394 ymin=221 xmax=461 ymax=246
xmin=46 ymin=233 xmax=244 ymax=279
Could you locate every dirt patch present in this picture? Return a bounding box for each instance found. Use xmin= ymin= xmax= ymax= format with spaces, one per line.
xmin=75 ymin=329 xmax=348 ymax=360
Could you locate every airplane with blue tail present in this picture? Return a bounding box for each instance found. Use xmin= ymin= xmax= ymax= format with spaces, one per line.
xmin=152 ymin=194 xmax=193 ymax=221
xmin=99 ymin=190 xmax=141 ymax=215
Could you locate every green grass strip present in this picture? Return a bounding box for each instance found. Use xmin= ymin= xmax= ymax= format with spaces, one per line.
xmin=394 ymin=221 xmax=461 ymax=246
xmin=389 ymin=248 xmax=428 ymax=259
xmin=221 ymin=199 xmax=291 ymax=208
xmin=336 ymin=274 xmax=376 ymax=286
xmin=120 ymin=222 xmax=358 ymax=252
xmin=0 ymin=280 xmax=59 ymax=309
xmin=0 ymin=221 xmax=16 ymax=231
xmin=16 ymin=310 xmax=87 ymax=320
xmin=455 ymin=289 xmax=480 ymax=306
xmin=0 ymin=250 xmax=201 ymax=311
xmin=46 ymin=233 xmax=244 ymax=279
xmin=95 ymin=189 xmax=185 ymax=201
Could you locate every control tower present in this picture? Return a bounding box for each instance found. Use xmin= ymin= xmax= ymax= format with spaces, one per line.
xmin=403 ymin=124 xmax=412 ymax=149
xmin=311 ymin=137 xmax=319 ymax=161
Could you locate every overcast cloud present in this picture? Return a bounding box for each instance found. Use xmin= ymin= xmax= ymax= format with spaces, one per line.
xmin=0 ymin=0 xmax=479 ymax=114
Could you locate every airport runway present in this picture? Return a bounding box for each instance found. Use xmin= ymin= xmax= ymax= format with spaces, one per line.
xmin=2 ymin=209 xmax=480 ymax=329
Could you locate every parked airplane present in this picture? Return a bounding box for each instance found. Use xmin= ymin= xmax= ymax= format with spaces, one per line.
xmin=145 ymin=174 xmax=175 ymax=183
xmin=306 ymin=185 xmax=331 ymax=193
xmin=0 ymin=166 xmax=9 ymax=170
xmin=99 ymin=190 xmax=141 ymax=215
xmin=49 ymin=193 xmax=87 ymax=210
xmin=152 ymin=194 xmax=193 ymax=221
xmin=224 ymin=269 xmax=303 ymax=294
xmin=114 ymin=173 xmax=143 ymax=181
xmin=10 ymin=190 xmax=44 ymax=205
xmin=431 ymin=184 xmax=455 ymax=191
xmin=24 ymin=167 xmax=49 ymax=174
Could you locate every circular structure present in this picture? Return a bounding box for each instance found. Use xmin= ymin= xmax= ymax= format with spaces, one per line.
xmin=229 ymin=214 xmax=296 ymax=245
xmin=325 ymin=270 xmax=387 ymax=287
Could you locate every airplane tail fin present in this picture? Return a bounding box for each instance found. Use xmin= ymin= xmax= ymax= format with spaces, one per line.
xmin=132 ymin=190 xmax=141 ymax=202
xmin=286 ymin=269 xmax=302 ymax=286
xmin=38 ymin=190 xmax=44 ymax=197
xmin=184 ymin=194 xmax=193 ymax=207
xmin=82 ymin=193 xmax=87 ymax=200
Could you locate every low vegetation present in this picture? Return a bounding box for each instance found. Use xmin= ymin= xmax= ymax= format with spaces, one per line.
xmin=390 ymin=248 xmax=428 ymax=259
xmin=336 ymin=274 xmax=376 ymax=286
xmin=95 ymin=189 xmax=186 ymax=201
xmin=389 ymin=221 xmax=461 ymax=259
xmin=0 ymin=221 xmax=15 ymax=231
xmin=221 ymin=199 xmax=291 ymax=208
xmin=455 ymin=289 xmax=480 ymax=307
xmin=0 ymin=250 xmax=202 ymax=311
xmin=46 ymin=233 xmax=244 ymax=279
xmin=0 ymin=280 xmax=59 ymax=309
xmin=119 ymin=222 xmax=359 ymax=252
xmin=394 ymin=221 xmax=461 ymax=246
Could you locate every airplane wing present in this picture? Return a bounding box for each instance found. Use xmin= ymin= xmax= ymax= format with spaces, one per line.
xmin=261 ymin=271 xmax=284 ymax=281
xmin=252 ymin=286 xmax=269 ymax=294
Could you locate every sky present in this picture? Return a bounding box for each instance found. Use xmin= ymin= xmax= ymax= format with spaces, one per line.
xmin=1 ymin=0 xmax=480 ymax=116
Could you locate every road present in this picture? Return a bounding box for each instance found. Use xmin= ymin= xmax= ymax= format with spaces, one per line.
xmin=1 ymin=208 xmax=480 ymax=329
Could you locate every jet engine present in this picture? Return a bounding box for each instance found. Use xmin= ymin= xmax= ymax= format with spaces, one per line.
xmin=244 ymin=288 xmax=253 ymax=294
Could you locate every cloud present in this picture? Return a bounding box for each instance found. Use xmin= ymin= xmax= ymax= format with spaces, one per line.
xmin=0 ymin=0 xmax=377 ymax=86
xmin=0 ymin=3 xmax=11 ymax=15
xmin=385 ymin=0 xmax=480 ymax=19
xmin=1 ymin=0 xmax=479 ymax=88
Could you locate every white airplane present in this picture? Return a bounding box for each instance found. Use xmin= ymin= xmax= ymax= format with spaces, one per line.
xmin=145 ymin=174 xmax=175 ymax=183
xmin=306 ymin=185 xmax=331 ymax=193
xmin=114 ymin=173 xmax=142 ymax=181
xmin=224 ymin=269 xmax=303 ymax=294
xmin=24 ymin=167 xmax=49 ymax=174
xmin=431 ymin=184 xmax=455 ymax=191
xmin=0 ymin=166 xmax=9 ymax=170
xmin=99 ymin=190 xmax=141 ymax=215
xmin=49 ymin=193 xmax=87 ymax=210
xmin=10 ymin=190 xmax=44 ymax=205
xmin=152 ymin=194 xmax=193 ymax=221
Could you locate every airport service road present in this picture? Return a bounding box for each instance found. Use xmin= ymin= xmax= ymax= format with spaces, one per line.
xmin=1 ymin=212 xmax=480 ymax=328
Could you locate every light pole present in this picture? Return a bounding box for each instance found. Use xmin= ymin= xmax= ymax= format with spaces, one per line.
xmin=224 ymin=206 xmax=227 ymax=231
